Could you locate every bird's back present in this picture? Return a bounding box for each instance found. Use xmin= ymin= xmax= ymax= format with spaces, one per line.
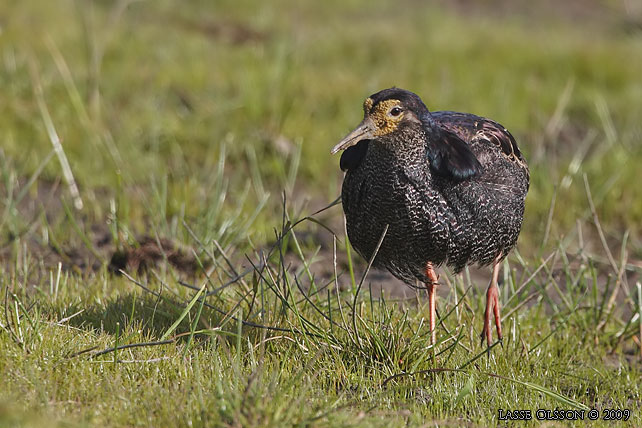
xmin=429 ymin=111 xmax=529 ymax=271
xmin=432 ymin=111 xmax=528 ymax=181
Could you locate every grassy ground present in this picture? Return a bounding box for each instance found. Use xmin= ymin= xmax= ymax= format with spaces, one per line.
xmin=1 ymin=0 xmax=641 ymax=426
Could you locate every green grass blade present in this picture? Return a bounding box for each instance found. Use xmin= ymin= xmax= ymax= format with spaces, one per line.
xmin=160 ymin=283 xmax=207 ymax=341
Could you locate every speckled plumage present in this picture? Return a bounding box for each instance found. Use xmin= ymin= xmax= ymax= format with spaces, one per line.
xmin=336 ymin=88 xmax=529 ymax=287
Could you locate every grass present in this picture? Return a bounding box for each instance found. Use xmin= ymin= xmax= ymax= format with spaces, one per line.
xmin=1 ymin=0 xmax=641 ymax=426
xmin=0 ymin=206 xmax=639 ymax=427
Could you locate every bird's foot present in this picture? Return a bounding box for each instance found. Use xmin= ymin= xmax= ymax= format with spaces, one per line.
xmin=481 ymin=281 xmax=503 ymax=348
xmin=480 ymin=320 xmax=492 ymax=347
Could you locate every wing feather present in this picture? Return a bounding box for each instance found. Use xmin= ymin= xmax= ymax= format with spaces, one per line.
xmin=431 ymin=111 xmax=529 ymax=190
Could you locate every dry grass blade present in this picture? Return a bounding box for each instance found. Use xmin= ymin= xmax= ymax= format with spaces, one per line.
xmin=91 ymin=340 xmax=176 ymax=358
xmin=27 ymin=56 xmax=83 ymax=211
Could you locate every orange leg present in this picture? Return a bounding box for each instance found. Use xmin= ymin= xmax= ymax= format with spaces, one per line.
xmin=425 ymin=264 xmax=439 ymax=346
xmin=481 ymin=260 xmax=503 ymax=346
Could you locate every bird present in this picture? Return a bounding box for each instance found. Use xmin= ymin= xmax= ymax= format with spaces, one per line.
xmin=331 ymin=88 xmax=529 ymax=347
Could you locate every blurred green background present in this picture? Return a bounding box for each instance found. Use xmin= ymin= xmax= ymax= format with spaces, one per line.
xmin=1 ymin=0 xmax=641 ymax=260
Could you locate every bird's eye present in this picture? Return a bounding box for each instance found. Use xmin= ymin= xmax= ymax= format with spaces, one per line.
xmin=389 ymin=107 xmax=402 ymax=117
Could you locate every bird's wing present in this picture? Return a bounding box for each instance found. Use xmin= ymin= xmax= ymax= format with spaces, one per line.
xmin=420 ymin=114 xmax=483 ymax=181
xmin=431 ymin=111 xmax=529 ymax=191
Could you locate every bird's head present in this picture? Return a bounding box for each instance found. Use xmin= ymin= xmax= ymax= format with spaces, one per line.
xmin=331 ymin=88 xmax=429 ymax=154
xmin=331 ymin=88 xmax=483 ymax=180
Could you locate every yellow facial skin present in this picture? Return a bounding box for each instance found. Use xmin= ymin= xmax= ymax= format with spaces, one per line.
xmin=331 ymin=97 xmax=412 ymax=154
xmin=363 ymin=98 xmax=405 ymax=137
xmin=363 ymin=97 xmax=373 ymax=113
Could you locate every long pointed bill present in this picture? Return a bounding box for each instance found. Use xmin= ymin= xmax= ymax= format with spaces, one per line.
xmin=330 ymin=118 xmax=376 ymax=154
